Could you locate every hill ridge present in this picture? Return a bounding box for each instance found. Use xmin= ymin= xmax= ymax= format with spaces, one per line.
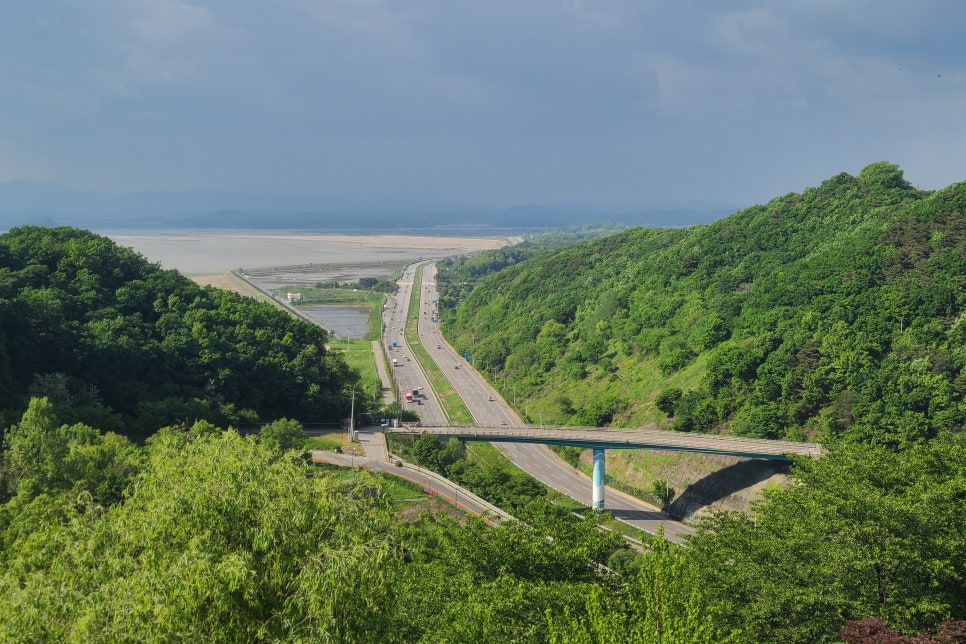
xmin=439 ymin=162 xmax=966 ymax=448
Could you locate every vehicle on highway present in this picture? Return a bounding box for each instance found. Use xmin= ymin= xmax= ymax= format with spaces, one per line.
xmin=454 ymin=364 xmax=459 ymax=369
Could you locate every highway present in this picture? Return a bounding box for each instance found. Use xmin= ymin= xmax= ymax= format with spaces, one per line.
xmin=414 ymin=263 xmax=697 ymax=543
xmin=381 ymin=263 xmax=449 ymax=427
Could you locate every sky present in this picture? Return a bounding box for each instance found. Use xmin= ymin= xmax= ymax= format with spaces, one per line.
xmin=2 ymin=1 xmax=966 ymax=209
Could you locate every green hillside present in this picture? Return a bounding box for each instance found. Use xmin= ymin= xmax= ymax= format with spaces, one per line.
xmin=0 ymin=187 xmax=964 ymax=641
xmin=0 ymin=226 xmax=358 ymax=433
xmin=441 ymin=162 xmax=966 ymax=447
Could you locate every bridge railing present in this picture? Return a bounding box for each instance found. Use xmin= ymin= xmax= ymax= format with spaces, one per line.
xmin=389 ymin=426 xmax=824 ymax=459
xmin=386 ymin=452 xmax=514 ymax=523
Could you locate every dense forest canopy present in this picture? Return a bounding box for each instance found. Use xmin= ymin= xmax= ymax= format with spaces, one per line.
xmin=440 ymin=162 xmax=966 ymax=447
xmin=0 ymin=398 xmax=963 ymax=642
xmin=0 ymin=226 xmax=357 ymax=434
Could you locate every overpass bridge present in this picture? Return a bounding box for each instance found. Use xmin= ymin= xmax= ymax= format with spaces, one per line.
xmin=388 ymin=425 xmax=824 ymax=509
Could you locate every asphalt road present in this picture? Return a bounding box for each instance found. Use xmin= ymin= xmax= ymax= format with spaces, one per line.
xmin=415 ymin=263 xmax=696 ymax=544
xmin=381 ymin=263 xmax=449 ymax=427
xmin=392 ymin=425 xmax=822 ymax=460
xmin=313 ymin=428 xmax=509 ymax=523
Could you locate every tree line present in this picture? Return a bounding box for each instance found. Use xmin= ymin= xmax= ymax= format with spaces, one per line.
xmin=0 ymin=226 xmax=360 ymax=435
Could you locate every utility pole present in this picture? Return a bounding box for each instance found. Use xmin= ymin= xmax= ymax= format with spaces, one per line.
xmin=348 ymin=386 xmax=355 ymax=442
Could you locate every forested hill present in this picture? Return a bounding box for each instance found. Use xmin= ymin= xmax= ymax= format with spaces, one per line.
xmin=0 ymin=226 xmax=356 ymax=434
xmin=442 ymin=162 xmax=966 ymax=447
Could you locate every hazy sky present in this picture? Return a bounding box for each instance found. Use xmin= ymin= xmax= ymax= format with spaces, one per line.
xmin=3 ymin=1 xmax=965 ymax=207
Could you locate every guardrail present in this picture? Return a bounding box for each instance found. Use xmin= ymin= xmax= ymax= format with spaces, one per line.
xmin=389 ymin=426 xmax=825 ymax=459
xmin=232 ymin=270 xmax=319 ymax=327
xmin=386 ymin=452 xmax=514 ymax=523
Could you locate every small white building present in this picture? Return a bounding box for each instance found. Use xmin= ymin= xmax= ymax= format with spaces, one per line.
xmin=286 ymin=292 xmax=303 ymax=303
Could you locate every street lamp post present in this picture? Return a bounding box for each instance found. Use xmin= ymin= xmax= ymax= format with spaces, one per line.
xmin=348 ymin=386 xmax=356 ymax=443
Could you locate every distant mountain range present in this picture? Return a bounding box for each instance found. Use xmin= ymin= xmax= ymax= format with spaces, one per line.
xmin=0 ymin=180 xmax=740 ymax=233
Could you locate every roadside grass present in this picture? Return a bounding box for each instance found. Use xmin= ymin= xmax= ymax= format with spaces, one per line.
xmin=310 ymin=462 xmax=438 ymax=520
xmin=303 ymin=431 xmax=368 ymax=458
xmin=406 ymin=265 xmax=474 ymax=425
xmin=287 ymin=287 xmax=382 ymax=305
xmin=337 ymin=338 xmax=383 ymax=406
xmin=374 ymin=473 xmax=426 ymax=507
xmin=304 ymin=435 xmax=343 ymax=451
xmin=544 ymin=489 xmax=651 ymax=541
xmin=304 ymin=432 xmax=351 ymax=452
xmin=465 ymin=442 xmax=506 ymax=467
xmin=365 ymin=295 xmax=385 ymax=339
xmin=550 ymin=446 xmax=672 ymax=515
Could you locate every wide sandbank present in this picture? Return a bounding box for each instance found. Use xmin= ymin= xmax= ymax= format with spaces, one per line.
xmin=102 ymin=229 xmax=510 ymax=291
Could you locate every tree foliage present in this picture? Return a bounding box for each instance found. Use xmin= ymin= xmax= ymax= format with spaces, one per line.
xmin=686 ymin=432 xmax=966 ymax=643
xmin=0 ymin=425 xmax=399 ymax=641
xmin=0 ymin=226 xmax=357 ymax=434
xmin=438 ymin=163 xmax=966 ymax=446
xmin=0 ymin=407 xmax=712 ymax=642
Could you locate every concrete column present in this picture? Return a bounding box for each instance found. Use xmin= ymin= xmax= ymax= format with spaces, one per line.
xmin=592 ymin=448 xmax=605 ymax=509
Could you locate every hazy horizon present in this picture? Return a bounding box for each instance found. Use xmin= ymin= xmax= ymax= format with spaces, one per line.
xmin=3 ymin=3 xmax=964 ymax=210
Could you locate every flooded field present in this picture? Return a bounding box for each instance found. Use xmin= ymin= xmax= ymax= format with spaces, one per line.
xmin=298 ymin=305 xmax=371 ymax=340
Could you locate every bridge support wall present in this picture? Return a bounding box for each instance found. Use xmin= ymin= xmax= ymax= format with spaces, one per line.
xmin=592 ymin=449 xmax=605 ymax=509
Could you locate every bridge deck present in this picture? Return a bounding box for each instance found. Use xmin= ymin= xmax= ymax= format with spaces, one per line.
xmin=388 ymin=426 xmax=824 ymax=461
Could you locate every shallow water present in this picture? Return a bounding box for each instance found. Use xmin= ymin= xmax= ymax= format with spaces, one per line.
xmin=298 ymin=304 xmax=371 ymax=339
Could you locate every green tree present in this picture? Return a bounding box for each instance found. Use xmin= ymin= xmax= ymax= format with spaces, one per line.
xmin=687 ymin=434 xmax=966 ymax=642
xmin=257 ymin=418 xmax=306 ymax=454
xmin=549 ymin=530 xmax=736 ymax=643
xmin=1 ymin=397 xmax=66 ymax=494
xmin=655 ymin=387 xmax=683 ymax=416
xmin=0 ymin=429 xmax=400 ymax=641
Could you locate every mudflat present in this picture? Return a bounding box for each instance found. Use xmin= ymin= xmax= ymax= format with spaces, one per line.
xmin=102 ymin=229 xmax=509 ymax=290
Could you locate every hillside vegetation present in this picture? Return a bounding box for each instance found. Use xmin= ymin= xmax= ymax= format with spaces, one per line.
xmin=1 ymin=398 xmax=963 ymax=642
xmin=441 ymin=162 xmax=966 ymax=447
xmin=0 ymin=194 xmax=965 ymax=640
xmin=0 ymin=226 xmax=358 ymax=434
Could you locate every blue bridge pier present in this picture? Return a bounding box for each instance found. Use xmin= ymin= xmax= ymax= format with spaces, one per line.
xmin=592 ymin=449 xmax=605 ymax=509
